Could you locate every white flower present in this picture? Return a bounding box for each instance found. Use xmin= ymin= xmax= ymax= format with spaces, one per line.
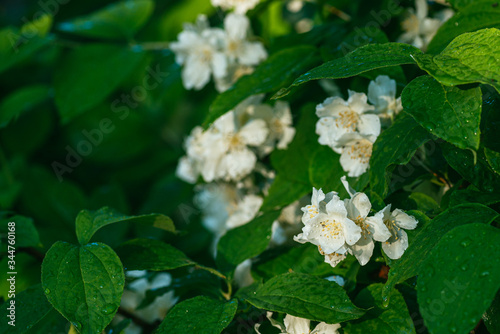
xmin=294 ymin=189 xmax=362 ymax=255
xmin=397 ymin=0 xmax=453 ymax=51
xmin=380 ymin=204 xmax=419 ymax=259
xmin=212 ymin=0 xmax=261 ymax=14
xmin=256 ymin=312 xmax=341 ymax=334
xmin=271 ymin=200 xmax=303 ymax=245
xmin=223 ymin=14 xmax=267 ymax=66
xmin=316 ymin=90 xmax=379 ymax=152
xmin=194 ymin=183 xmax=262 ymax=237
xmin=367 ymin=75 xmax=403 ymax=126
xmin=170 ymin=15 xmax=227 ymax=90
xmin=250 ymin=100 xmax=296 ymax=155
xmin=210 ymin=110 xmax=269 ymax=181
xmin=340 ymin=177 xmax=391 ymax=266
xmin=338 ymin=133 xmax=377 ymax=177
xmin=120 ymin=272 xmax=177 ymax=325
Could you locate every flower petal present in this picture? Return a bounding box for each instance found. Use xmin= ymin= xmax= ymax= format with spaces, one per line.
xmin=284 ymin=315 xmax=311 ymax=334
xmin=393 ymin=209 xmax=418 ymax=230
xmin=382 ymin=229 xmax=409 ymax=260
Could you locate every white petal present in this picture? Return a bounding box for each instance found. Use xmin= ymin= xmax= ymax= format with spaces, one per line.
xmin=358 ymin=114 xmax=381 ymax=138
xmin=284 ymin=315 xmax=310 ymax=334
xmin=347 ymin=192 xmax=372 ymax=219
xmin=224 ymin=13 xmax=249 ymax=40
xmin=238 ymin=42 xmax=267 ymax=65
xmin=176 ymin=156 xmax=198 ymax=184
xmin=239 ymin=119 xmax=269 ymax=146
xmin=365 ymin=212 xmax=391 ymax=242
xmin=340 ymin=148 xmax=370 ymax=178
xmin=316 ymin=97 xmax=349 ymax=117
xmin=342 ymin=218 xmax=362 ymax=245
xmin=234 ymin=259 xmax=254 ymax=288
xmin=220 ymin=148 xmax=256 ymax=180
xmin=392 ymin=209 xmax=418 ymax=230
xmin=340 ymin=175 xmax=356 ymax=198
xmin=324 ymin=252 xmax=346 ymax=268
xmin=277 ymin=126 xmax=296 ymax=149
xmin=182 ymin=56 xmax=211 ymax=90
xmin=325 ymin=195 xmax=347 ymax=216
xmin=350 ymin=236 xmax=374 ymax=266
xmin=312 ymin=187 xmax=326 ymax=208
xmin=211 ymin=52 xmax=228 ymax=79
xmin=347 ymin=90 xmax=374 ymax=114
xmin=311 ymin=322 xmax=341 ymax=334
xmin=382 ymin=229 xmax=409 ymax=260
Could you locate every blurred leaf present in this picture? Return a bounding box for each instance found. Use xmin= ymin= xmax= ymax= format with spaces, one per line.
xmin=206 ymin=45 xmax=319 ymax=126
xmin=260 ymin=175 xmax=311 ymax=212
xmin=449 ymin=188 xmax=500 ymax=207
xmin=58 ymin=0 xmax=154 ymax=40
xmin=343 ymin=284 xmax=415 ymax=334
xmin=416 ymin=29 xmax=500 ymax=93
xmin=418 ymin=224 xmax=500 ymax=334
xmin=427 ymin=0 xmax=500 ymax=54
xmin=158 ymin=0 xmax=214 ymax=41
xmin=402 ymin=75 xmax=482 ymax=150
xmin=0 ymin=85 xmax=50 ymax=128
xmin=382 ymin=204 xmax=499 ymax=302
xmin=369 ymin=114 xmax=430 ymax=199
xmin=54 ymin=44 xmax=145 ymax=123
xmin=216 ymin=211 xmax=281 ymax=275
xmin=75 ymin=206 xmax=175 ymax=245
xmin=21 ymin=13 xmax=53 ymax=38
xmin=0 ymin=284 xmax=67 ymax=334
xmin=42 ymin=241 xmax=124 ymax=334
xmin=483 ymin=290 xmax=500 ymax=334
xmin=156 ymin=296 xmax=237 ymax=334
xmin=245 ymin=272 xmax=365 ymax=323
xmin=276 ymin=43 xmax=421 ymax=98
xmin=0 ymin=26 xmax=53 ymax=75
xmin=0 ymin=215 xmax=41 ymax=248
xmin=485 ymin=147 xmax=500 ymax=173
xmin=115 ymin=238 xmax=194 ymax=271
xmin=447 ymin=0 xmax=478 ymax=10
xmin=441 ymin=143 xmax=500 ymax=192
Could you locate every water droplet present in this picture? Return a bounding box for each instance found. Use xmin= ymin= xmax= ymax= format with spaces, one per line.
xmin=480 ymin=271 xmax=490 ymax=277
xmin=461 ymin=264 xmax=468 ymax=271
xmin=101 ymin=304 xmax=116 ymax=315
xmin=449 ymin=325 xmax=457 ymax=332
xmin=44 ymin=288 xmax=51 ymax=294
xmin=461 ymin=238 xmax=472 ymax=247
xmin=72 ymin=321 xmax=81 ymax=329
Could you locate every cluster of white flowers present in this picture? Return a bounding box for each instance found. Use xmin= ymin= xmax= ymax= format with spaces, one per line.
xmin=117 ymin=271 xmax=177 ymax=334
xmin=294 ymin=177 xmax=418 ymax=268
xmin=256 ymin=312 xmax=341 ymax=334
xmin=170 ymin=13 xmax=266 ymax=91
xmin=316 ymin=75 xmax=402 ymax=177
xmin=177 ymin=95 xmax=295 ymax=184
xmin=211 ymin=0 xmax=260 ymax=14
xmin=398 ymin=0 xmax=454 ymax=51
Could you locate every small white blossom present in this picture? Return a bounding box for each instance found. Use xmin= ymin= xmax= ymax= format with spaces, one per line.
xmin=214 ymin=63 xmax=254 ymax=92
xmin=380 ymin=204 xmax=419 ymax=259
xmin=316 ymin=90 xmax=380 ymax=152
xmin=250 ymin=99 xmax=296 ymax=155
xmin=368 ymin=75 xmax=403 ymax=125
xmin=341 ymin=177 xmax=391 ymax=265
xmin=223 ymin=14 xmax=267 ymax=66
xmin=338 ymin=133 xmax=377 ymax=177
xmin=234 ymin=259 xmax=255 ymax=288
xmin=170 ymin=15 xmax=227 ymax=90
xmin=212 ymin=0 xmax=261 ymax=14
xmin=271 ymin=200 xmax=303 ymax=245
xmin=256 ymin=312 xmax=341 ymax=334
xmin=294 ymin=188 xmax=362 ymax=255
xmin=397 ymin=0 xmax=453 ymax=51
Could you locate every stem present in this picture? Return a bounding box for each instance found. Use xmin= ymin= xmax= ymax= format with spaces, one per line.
xmin=194 ymin=264 xmax=232 ymax=300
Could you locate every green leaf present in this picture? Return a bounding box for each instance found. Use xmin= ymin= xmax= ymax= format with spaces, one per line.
xmin=260 ymin=174 xmax=311 ymax=212
xmin=0 ymin=215 xmax=41 ymax=248
xmin=75 ymin=206 xmax=175 ymax=245
xmin=270 ymin=103 xmax=318 ymax=184
xmin=447 ymin=0 xmax=477 ymax=10
xmin=156 ymin=296 xmax=238 ymax=334
xmin=41 ymin=241 xmax=124 ymax=334
xmin=58 ymin=0 xmax=154 ymax=40
xmin=115 ymin=238 xmax=194 ymax=271
xmin=0 ymin=27 xmax=53 ymax=75
xmin=216 ymin=211 xmax=281 ymax=274
xmin=382 ymin=204 xmax=499 ymax=302
xmin=369 ymin=114 xmax=430 ymax=198
xmin=0 ymin=284 xmax=67 ymax=334
xmin=21 ymin=13 xmax=53 ymax=38
xmin=343 ymin=284 xmax=415 ymax=334
xmin=441 ymin=143 xmax=500 ymax=192
xmin=449 ymin=188 xmax=500 ymax=207
xmin=485 ymin=147 xmax=500 ymax=173
xmin=244 ymin=272 xmax=365 ymax=323
xmin=276 ymin=43 xmax=421 ymax=98
xmin=54 ymin=44 xmax=145 ymax=123
xmin=417 ymin=224 xmax=500 ymax=334
xmin=0 ymin=85 xmax=50 ymax=128
xmin=427 ymin=1 xmax=500 ymax=54
xmin=402 ymin=75 xmax=482 ymax=150
xmin=416 ymin=29 xmax=500 ymax=94
xmin=205 ymin=45 xmax=319 ymax=126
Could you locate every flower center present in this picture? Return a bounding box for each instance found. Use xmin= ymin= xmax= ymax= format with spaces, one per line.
xmin=348 ymin=140 xmax=372 ymax=164
xmin=402 ymin=14 xmax=420 ymax=34
xmin=336 ymin=109 xmax=359 ymax=131
xmin=319 ymin=219 xmax=342 ymax=239
xmin=383 ymin=218 xmax=400 ymax=240
xmin=304 ymin=204 xmax=318 ymax=219
xmin=353 ymin=215 xmax=371 ymax=238
xmin=228 ymin=133 xmax=243 ymax=149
